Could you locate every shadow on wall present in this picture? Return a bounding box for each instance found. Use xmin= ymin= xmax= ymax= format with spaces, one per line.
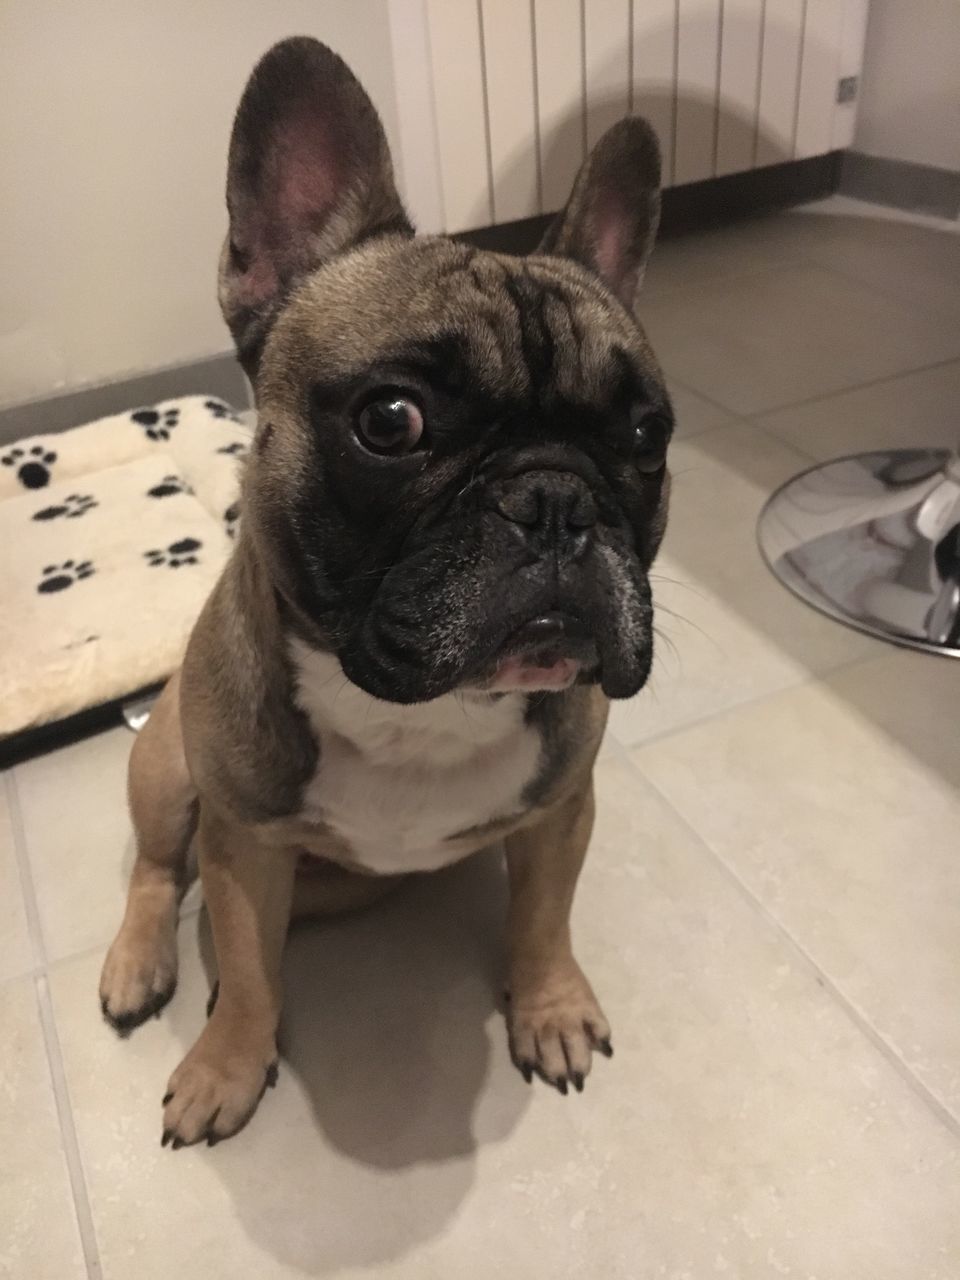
xmin=478 ymin=7 xmax=836 ymax=230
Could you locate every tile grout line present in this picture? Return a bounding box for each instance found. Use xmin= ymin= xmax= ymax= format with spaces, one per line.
xmin=745 ymin=414 xmax=822 ymax=464
xmin=797 ymin=253 xmax=960 ymax=329
xmin=4 ymin=772 xmax=104 ymax=1280
xmin=648 ymin=238 xmax=960 ymax=418
xmin=665 ymin=378 xmax=730 ymax=417
xmin=34 ymin=978 xmax=104 ymax=1280
xmin=648 ymin=219 xmax=960 ymax=333
xmin=608 ymin=647 xmax=881 ymax=755
xmin=0 ymin=894 xmax=207 ymax=995
xmin=4 ymin=772 xmax=47 ymax=976
xmin=753 ymin=351 xmax=960 ymax=422
xmin=670 ymin=348 xmax=960 ymax=425
xmin=608 ymin=743 xmax=960 ymax=1144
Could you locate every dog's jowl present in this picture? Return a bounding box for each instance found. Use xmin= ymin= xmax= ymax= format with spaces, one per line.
xmin=99 ymin=37 xmax=673 ymax=1146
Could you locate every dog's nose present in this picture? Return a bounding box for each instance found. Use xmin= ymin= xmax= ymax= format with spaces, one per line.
xmin=487 ymin=471 xmax=598 ymax=543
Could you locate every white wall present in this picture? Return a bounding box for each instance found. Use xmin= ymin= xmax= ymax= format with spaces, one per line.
xmin=855 ymin=0 xmax=960 ymax=171
xmin=0 ymin=1 xmax=402 ymax=409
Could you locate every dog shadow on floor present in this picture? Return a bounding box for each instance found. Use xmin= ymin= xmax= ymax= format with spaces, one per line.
xmin=184 ymin=847 xmax=531 ymax=1274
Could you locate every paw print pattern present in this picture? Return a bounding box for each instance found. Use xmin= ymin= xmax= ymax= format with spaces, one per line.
xmin=147 ymin=474 xmax=194 ymax=498
xmin=37 ymin=559 xmax=95 ymax=594
xmin=131 ymin=406 xmax=180 ymax=441
xmin=205 ymin=398 xmax=241 ymax=422
xmin=224 ymin=501 xmax=240 ymax=539
xmin=2 ymin=444 xmax=58 ymax=489
xmin=216 ymin=441 xmax=248 ymax=457
xmin=32 ymin=493 xmax=98 ymax=521
xmin=144 ymin=537 xmax=202 ymax=568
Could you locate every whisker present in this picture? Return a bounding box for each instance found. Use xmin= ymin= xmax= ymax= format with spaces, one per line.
xmin=649 ymin=572 xmax=709 ymax=603
xmin=331 ymin=675 xmax=351 ymax=705
xmin=653 ymin=624 xmax=682 ymax=668
xmin=455 ymin=691 xmax=487 ymax=738
xmin=654 ymin=603 xmax=715 ymax=648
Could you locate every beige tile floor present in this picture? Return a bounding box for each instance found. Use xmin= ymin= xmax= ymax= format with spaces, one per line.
xmin=3 ymin=200 xmax=960 ymax=1279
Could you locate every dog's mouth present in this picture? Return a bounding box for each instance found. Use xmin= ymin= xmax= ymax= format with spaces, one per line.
xmin=485 ymin=612 xmax=598 ymax=693
xmin=339 ymin=543 xmax=654 ymax=704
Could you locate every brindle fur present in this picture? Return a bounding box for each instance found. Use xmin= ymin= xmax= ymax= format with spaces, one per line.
xmin=100 ymin=37 xmax=671 ymax=1146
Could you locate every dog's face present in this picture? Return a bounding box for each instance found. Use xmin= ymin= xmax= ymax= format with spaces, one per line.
xmin=220 ymin=39 xmax=672 ymax=704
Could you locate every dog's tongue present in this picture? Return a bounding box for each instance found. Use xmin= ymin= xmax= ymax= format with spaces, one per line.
xmin=489 ymin=654 xmax=580 ymax=692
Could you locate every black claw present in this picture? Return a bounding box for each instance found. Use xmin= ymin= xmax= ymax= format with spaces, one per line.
xmin=161 ymin=1129 xmax=172 ymax=1148
xmin=205 ymin=981 xmax=220 ymax=1018
xmin=572 ymin=1072 xmax=585 ymax=1093
xmin=101 ymin=982 xmax=176 ymax=1037
xmin=200 ymin=1109 xmax=223 ymax=1147
xmin=172 ymin=1137 xmax=185 ymax=1151
xmin=599 ymin=1038 xmax=614 ymax=1058
xmin=556 ymin=1078 xmax=568 ymax=1096
xmin=265 ymin=1062 xmax=279 ymax=1089
xmin=162 ymin=1091 xmax=173 ymax=1106
xmin=520 ymin=1061 xmax=533 ymax=1084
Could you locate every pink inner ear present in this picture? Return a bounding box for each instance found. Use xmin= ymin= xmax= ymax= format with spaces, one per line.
xmin=233 ymin=116 xmax=342 ymax=307
xmin=594 ymin=214 xmax=625 ymax=289
xmin=591 ymin=194 xmax=639 ymax=305
xmin=275 ymin=115 xmax=339 ymax=228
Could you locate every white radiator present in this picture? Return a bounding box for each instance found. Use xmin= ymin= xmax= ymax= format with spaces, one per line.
xmin=387 ymin=0 xmax=870 ymax=233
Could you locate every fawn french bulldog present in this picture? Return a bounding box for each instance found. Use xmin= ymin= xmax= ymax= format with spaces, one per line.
xmin=100 ymin=36 xmax=672 ymax=1147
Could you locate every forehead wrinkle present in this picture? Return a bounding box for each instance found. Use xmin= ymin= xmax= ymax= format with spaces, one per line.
xmin=266 ymin=236 xmax=656 ymax=419
xmin=440 ymin=262 xmax=629 ymax=417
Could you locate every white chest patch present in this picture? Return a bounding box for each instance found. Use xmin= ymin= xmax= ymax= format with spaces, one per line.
xmin=288 ymin=639 xmax=542 ymax=873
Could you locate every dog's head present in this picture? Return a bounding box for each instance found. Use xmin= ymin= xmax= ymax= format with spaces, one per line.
xmin=221 ymin=38 xmax=672 ymax=704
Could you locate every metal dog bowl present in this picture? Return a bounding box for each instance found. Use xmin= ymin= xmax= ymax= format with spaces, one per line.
xmin=757 ymin=447 xmax=960 ymax=656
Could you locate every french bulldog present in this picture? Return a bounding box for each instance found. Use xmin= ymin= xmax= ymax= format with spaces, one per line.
xmin=99 ymin=36 xmax=673 ymax=1147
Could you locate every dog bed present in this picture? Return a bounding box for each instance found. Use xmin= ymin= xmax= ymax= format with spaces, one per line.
xmin=0 ymin=395 xmax=252 ymax=758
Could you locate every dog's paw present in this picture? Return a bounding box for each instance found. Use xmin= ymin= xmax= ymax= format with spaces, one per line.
xmin=99 ymin=922 xmax=178 ymax=1035
xmin=161 ymin=1028 xmax=278 ymax=1148
xmin=507 ymin=957 xmax=612 ymax=1095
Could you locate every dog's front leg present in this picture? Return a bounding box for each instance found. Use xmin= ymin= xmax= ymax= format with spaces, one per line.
xmin=161 ymin=812 xmax=296 ymax=1148
xmin=504 ymin=779 xmax=612 ymax=1094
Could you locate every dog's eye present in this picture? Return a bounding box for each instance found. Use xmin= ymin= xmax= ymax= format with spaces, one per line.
xmin=356 ymin=394 xmax=424 ymax=456
xmin=630 ymin=408 xmax=670 ymax=474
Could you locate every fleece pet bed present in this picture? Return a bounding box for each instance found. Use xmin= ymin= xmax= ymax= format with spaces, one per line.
xmin=0 ymin=395 xmax=252 ymax=752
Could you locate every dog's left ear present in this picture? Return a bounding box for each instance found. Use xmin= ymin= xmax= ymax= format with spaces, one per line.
xmin=220 ymin=37 xmax=412 ymax=373
xmin=537 ymin=118 xmax=661 ymax=311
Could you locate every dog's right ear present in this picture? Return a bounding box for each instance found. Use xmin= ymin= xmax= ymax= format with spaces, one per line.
xmin=536 ymin=118 xmax=661 ymax=312
xmin=219 ymin=37 xmax=412 ymax=374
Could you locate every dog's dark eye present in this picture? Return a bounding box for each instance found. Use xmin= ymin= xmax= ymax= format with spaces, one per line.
xmin=356 ymin=394 xmax=424 ymax=456
xmin=630 ymin=408 xmax=670 ymax=474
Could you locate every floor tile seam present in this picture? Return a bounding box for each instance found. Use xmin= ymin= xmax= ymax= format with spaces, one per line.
xmin=798 ymin=253 xmax=960 ymax=327
xmin=698 ymin=354 xmax=960 ymax=421
xmin=612 ymin=742 xmax=960 ymax=1143
xmin=4 ymin=770 xmax=48 ymax=974
xmin=4 ymin=772 xmax=103 ymax=1277
xmin=607 ymin=648 xmax=882 ymax=755
xmin=33 ymin=973 xmax=104 ymax=1280
xmin=39 ymin=898 xmax=206 ymax=978
xmin=643 ymin=250 xmax=810 ymax=307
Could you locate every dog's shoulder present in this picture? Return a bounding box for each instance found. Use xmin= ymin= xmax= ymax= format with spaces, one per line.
xmin=179 ymin=555 xmax=317 ymax=824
